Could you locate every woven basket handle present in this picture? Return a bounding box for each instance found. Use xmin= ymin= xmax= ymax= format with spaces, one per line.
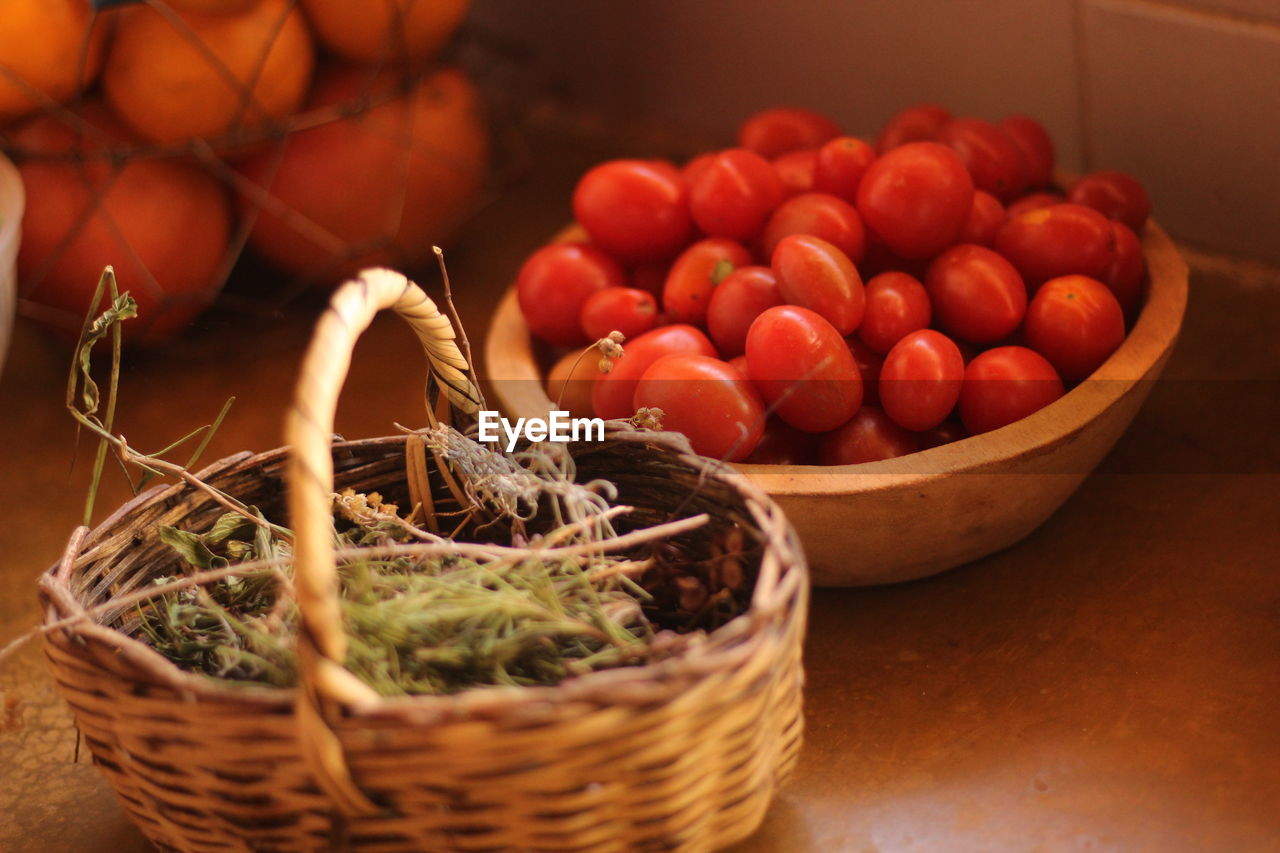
xmin=283 ymin=267 xmax=478 ymax=814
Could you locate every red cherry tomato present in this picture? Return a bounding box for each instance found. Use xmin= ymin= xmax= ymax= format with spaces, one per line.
xmin=1067 ymin=170 xmax=1152 ymax=232
xmin=999 ymin=115 xmax=1055 ymax=188
xmin=937 ymin=117 xmax=1028 ymax=202
xmin=706 ymin=265 xmax=783 ymax=357
xmin=634 ymin=354 xmax=766 ymax=461
xmin=846 ymin=336 xmax=884 ymax=406
xmin=958 ymin=189 xmax=1006 ymax=247
xmin=592 ymin=324 xmax=717 ymax=419
xmin=916 ymin=418 xmax=968 ymax=449
xmin=579 ymin=287 xmax=658 ymax=341
xmin=772 ymin=149 xmax=817 ymax=197
xmin=875 ymin=103 xmax=951 ymax=153
xmin=738 ymin=106 xmax=842 ymax=159
xmin=820 ymin=407 xmax=919 ymax=464
xmin=745 ymin=417 xmax=820 ymax=465
xmin=995 ymin=203 xmax=1116 ymax=288
xmin=958 ymin=346 xmax=1065 ymax=434
xmin=662 ymin=237 xmax=752 ymax=326
xmin=681 ymin=152 xmax=716 ymax=187
xmin=573 ymin=159 xmax=692 ymax=263
xmin=728 ymin=353 xmax=750 ymax=377
xmin=771 ymin=234 xmax=866 ymax=335
xmin=879 ymin=329 xmax=965 ymax=432
xmin=925 ymin=244 xmax=1027 ymax=345
xmin=1103 ymin=220 xmax=1145 ymax=322
xmin=746 ymin=305 xmax=862 ymax=432
xmin=1005 ymin=190 xmax=1064 ymax=219
xmin=688 ymin=148 xmax=786 ymax=242
xmin=858 ymin=271 xmax=931 ymax=355
xmin=856 ymin=141 xmax=974 ymax=259
xmin=517 ymin=242 xmax=624 ymax=346
xmin=761 ymin=192 xmax=866 ymax=263
xmin=1024 ymin=275 xmax=1126 ymax=382
xmin=813 ymin=136 xmax=876 ymax=202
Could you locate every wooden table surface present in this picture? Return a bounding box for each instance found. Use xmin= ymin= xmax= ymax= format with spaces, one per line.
xmin=1 ymin=132 xmax=1278 ymax=852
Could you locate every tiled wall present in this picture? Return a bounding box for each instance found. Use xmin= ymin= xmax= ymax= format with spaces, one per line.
xmin=470 ymin=0 xmax=1280 ymax=265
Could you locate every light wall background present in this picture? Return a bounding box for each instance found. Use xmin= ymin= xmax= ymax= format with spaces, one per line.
xmin=469 ymin=0 xmax=1280 ymax=265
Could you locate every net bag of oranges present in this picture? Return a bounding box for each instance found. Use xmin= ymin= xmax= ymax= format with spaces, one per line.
xmin=1 ymin=0 xmax=490 ymax=345
xmin=37 ymin=267 xmax=808 ymax=852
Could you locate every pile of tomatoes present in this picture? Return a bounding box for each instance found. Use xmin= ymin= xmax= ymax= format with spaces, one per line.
xmin=517 ymin=103 xmax=1152 ymax=464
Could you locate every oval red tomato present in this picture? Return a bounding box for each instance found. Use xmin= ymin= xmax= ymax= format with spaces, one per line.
xmin=879 ymin=329 xmax=965 ymax=432
xmin=925 ymin=243 xmax=1027 ymax=345
xmin=858 ymin=271 xmax=931 ymax=355
xmin=738 ymin=106 xmax=842 ymax=159
xmin=1067 ymin=170 xmax=1151 ymax=232
xmin=572 ymin=159 xmax=692 ymax=263
xmin=958 ymin=189 xmax=1006 ymax=247
xmin=999 ymin=115 xmax=1055 ymax=188
xmin=706 ymin=265 xmax=783 ymax=357
xmin=771 ymin=234 xmax=866 ymax=335
xmin=746 ymin=305 xmax=862 ymax=432
xmin=937 ymin=117 xmax=1028 ymax=201
xmin=1024 ymin=274 xmax=1126 ymax=382
xmin=875 ymin=103 xmax=951 ymax=153
xmin=688 ymin=148 xmax=785 ymax=242
xmin=1005 ymin=191 xmax=1064 ymax=219
xmin=813 ymin=136 xmax=876 ymax=202
xmin=994 ymin=203 xmax=1116 ymax=288
xmin=517 ymin=242 xmax=624 ymax=346
xmin=634 ymin=354 xmax=766 ymax=461
xmin=856 ymin=141 xmax=974 ymax=259
xmin=772 ymin=149 xmax=817 ymax=197
xmin=820 ymin=407 xmax=919 ymax=464
xmin=761 ymin=192 xmax=866 ymax=263
xmin=662 ymin=237 xmax=752 ymax=326
xmin=591 ymin=324 xmax=717 ymax=419
xmin=579 ymin=287 xmax=658 ymax=341
xmin=958 ymin=346 xmax=1065 ymax=434
xmin=846 ymin=336 xmax=884 ymax=406
xmin=1103 ymin=220 xmax=1145 ymax=321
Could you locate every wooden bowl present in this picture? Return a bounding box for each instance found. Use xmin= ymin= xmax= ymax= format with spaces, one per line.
xmin=485 ymin=222 xmax=1188 ymax=585
xmin=0 ymin=151 xmax=22 ymax=375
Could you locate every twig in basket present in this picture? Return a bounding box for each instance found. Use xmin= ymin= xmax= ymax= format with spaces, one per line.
xmin=432 ymin=246 xmax=487 ymax=413
xmin=61 ymin=276 xmax=258 ymax=533
xmin=63 ymin=268 xmax=131 ymax=526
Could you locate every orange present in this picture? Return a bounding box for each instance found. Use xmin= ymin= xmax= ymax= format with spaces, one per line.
xmin=239 ymin=65 xmax=489 ymax=282
xmin=300 ymin=0 xmax=469 ymax=65
xmin=0 ymin=0 xmax=110 ymax=123
xmin=102 ymin=0 xmax=315 ymax=146
xmin=14 ymin=106 xmax=233 ymax=345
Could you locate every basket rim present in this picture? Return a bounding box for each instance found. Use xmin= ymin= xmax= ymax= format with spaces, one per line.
xmin=40 ymin=427 xmax=808 ymax=717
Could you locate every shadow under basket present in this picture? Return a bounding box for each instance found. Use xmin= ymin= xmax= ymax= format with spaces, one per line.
xmin=38 ymin=271 xmax=808 ymax=853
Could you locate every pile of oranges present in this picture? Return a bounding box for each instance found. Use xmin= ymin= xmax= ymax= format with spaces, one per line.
xmin=0 ymin=0 xmax=488 ymax=345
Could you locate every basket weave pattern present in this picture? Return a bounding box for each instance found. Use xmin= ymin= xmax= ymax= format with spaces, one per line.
xmin=39 ymin=272 xmax=808 ymax=852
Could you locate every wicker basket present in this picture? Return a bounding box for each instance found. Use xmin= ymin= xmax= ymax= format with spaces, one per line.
xmin=38 ymin=269 xmax=809 ymax=852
